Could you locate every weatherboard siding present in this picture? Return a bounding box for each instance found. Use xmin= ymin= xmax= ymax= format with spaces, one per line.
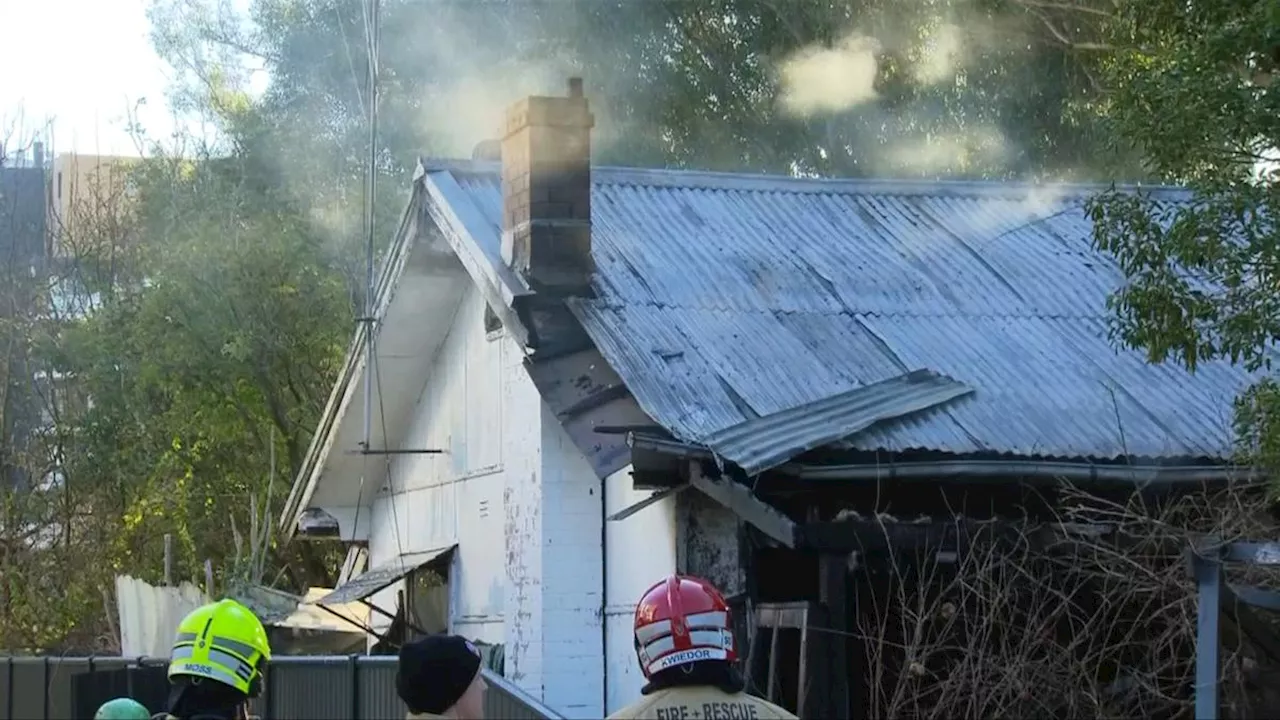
xmin=603 ymin=465 xmax=679 ymax=712
xmin=362 ymin=286 xmax=509 ymax=642
xmin=364 ymin=494 xmax=401 ymax=638
xmin=394 ymin=286 xmax=504 ymax=494
xmin=500 ymin=333 xmax=610 ymax=718
xmin=355 ymin=284 xmax=615 ymax=716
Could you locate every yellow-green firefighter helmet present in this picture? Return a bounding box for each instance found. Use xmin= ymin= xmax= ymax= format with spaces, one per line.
xmin=168 ymin=599 xmax=271 ymax=697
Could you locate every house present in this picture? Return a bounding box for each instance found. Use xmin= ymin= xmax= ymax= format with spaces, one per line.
xmin=0 ymin=142 xmax=47 ymax=267
xmin=48 ymin=152 xmax=138 ymax=258
xmin=0 ymin=142 xmax=48 ymax=490
xmin=279 ymin=79 xmax=1260 ymax=718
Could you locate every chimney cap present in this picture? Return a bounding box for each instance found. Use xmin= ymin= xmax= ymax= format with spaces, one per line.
xmin=567 ymin=77 xmax=584 ymax=98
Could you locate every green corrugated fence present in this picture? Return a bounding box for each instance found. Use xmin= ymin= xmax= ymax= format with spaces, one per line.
xmin=0 ymin=655 xmax=563 ymax=720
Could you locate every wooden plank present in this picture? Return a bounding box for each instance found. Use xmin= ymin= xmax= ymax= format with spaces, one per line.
xmin=756 ymin=602 xmax=815 ymax=630
xmin=797 ymin=608 xmax=810 ymax=719
xmin=688 ymin=464 xmax=796 ymax=548
xmin=819 ymin=554 xmax=851 ymax=720
xmin=767 ymin=625 xmax=780 ymax=704
xmin=419 ymin=172 xmax=531 ymax=348
xmin=741 ymin=601 xmax=761 ymax=693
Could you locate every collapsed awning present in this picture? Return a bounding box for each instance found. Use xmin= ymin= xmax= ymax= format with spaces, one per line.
xmin=310 ymin=545 xmax=456 ymax=607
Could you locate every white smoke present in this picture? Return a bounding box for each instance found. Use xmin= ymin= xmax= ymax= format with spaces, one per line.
xmin=778 ymin=32 xmax=882 ymax=116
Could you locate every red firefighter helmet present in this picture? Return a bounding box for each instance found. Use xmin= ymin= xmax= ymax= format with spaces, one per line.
xmin=633 ymin=574 xmax=737 ymax=679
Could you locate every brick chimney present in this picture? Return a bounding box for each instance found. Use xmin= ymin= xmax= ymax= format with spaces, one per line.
xmin=500 ymin=77 xmax=595 ymax=295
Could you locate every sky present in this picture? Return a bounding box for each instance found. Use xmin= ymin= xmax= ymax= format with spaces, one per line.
xmin=1 ymin=0 xmax=190 ymax=158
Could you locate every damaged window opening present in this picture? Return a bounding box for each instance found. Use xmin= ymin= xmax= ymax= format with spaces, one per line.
xmin=484 ymin=303 xmax=503 ymax=337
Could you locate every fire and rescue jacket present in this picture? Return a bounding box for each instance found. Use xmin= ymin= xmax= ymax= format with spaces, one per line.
xmin=606 ymin=685 xmax=798 ymax=720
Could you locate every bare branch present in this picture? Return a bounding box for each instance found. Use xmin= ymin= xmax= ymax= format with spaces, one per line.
xmin=1014 ymin=0 xmax=1114 ymax=19
xmin=840 ymin=479 xmax=1277 ymax=718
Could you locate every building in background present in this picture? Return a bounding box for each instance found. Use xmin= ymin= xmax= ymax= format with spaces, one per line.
xmin=0 ymin=148 xmax=135 ymax=494
xmin=0 ymin=140 xmax=48 ymax=267
xmin=48 ymin=152 xmax=138 ymax=259
xmin=0 ymin=140 xmax=49 ymax=489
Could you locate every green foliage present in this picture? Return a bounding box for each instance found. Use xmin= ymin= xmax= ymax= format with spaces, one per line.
xmin=149 ymin=0 xmax=1132 ymax=179
xmin=1086 ymin=0 xmax=1280 ymax=472
xmin=0 ymin=147 xmax=353 ymax=651
xmin=61 ymin=151 xmax=353 ymax=584
xmin=610 ymin=0 xmax=1128 ymax=178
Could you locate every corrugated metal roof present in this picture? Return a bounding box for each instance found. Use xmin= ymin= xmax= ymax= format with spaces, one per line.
xmin=700 ymin=369 xmax=974 ymax=475
xmin=434 ymin=164 xmax=1258 ymax=461
xmin=312 ymin=546 xmax=455 ymax=606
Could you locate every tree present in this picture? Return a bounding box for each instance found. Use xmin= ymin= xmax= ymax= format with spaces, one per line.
xmin=1086 ymin=0 xmax=1280 ymax=470
xmin=52 ymin=146 xmax=355 ymax=597
xmin=0 ymin=113 xmax=116 ymax=652
xmin=601 ymin=0 xmax=1132 ymax=178
xmin=106 ymin=0 xmax=1149 ymax=604
xmin=147 ymin=0 xmax=1134 ymax=181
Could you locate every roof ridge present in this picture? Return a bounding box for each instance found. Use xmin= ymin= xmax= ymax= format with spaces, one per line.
xmin=580 ymin=302 xmax=1110 ymax=322
xmin=417 ymin=157 xmax=1193 ymax=199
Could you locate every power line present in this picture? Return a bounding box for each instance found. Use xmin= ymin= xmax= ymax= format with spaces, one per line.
xmin=356 ymin=0 xmax=410 ymax=568
xmin=350 ymin=0 xmax=381 ymax=552
xmin=359 ymin=0 xmax=380 ymax=454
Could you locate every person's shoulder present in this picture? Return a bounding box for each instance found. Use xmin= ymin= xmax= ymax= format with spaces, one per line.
xmin=667 ymin=687 xmax=798 ymax=718
xmin=606 ymin=692 xmax=665 ymax=719
xmin=706 ymin=691 xmax=798 ymax=719
xmin=747 ymin=696 xmax=798 ymax=719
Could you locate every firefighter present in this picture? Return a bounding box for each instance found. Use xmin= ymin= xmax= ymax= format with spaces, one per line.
xmin=396 ymin=634 xmax=488 ymax=719
xmin=93 ymin=697 xmax=151 ymax=720
xmin=158 ymin=598 xmax=272 ymax=720
xmin=608 ymin=574 xmax=798 ymax=720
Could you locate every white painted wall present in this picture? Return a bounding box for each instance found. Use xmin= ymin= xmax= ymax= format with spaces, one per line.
xmin=537 ymin=409 xmax=605 ymax=718
xmin=500 ymin=321 xmax=609 ymax=718
xmin=365 ymin=495 xmax=400 ymax=637
xmin=360 ymin=285 xmax=509 ymax=643
xmin=603 ymin=467 xmax=679 ymax=713
xmin=337 ymin=283 xmax=675 ymax=717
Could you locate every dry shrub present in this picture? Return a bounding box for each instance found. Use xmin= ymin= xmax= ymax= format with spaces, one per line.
xmin=854 ymin=482 xmax=1280 ymax=720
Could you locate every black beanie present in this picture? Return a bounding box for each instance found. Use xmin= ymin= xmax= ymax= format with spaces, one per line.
xmin=396 ymin=634 xmax=483 ymax=714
